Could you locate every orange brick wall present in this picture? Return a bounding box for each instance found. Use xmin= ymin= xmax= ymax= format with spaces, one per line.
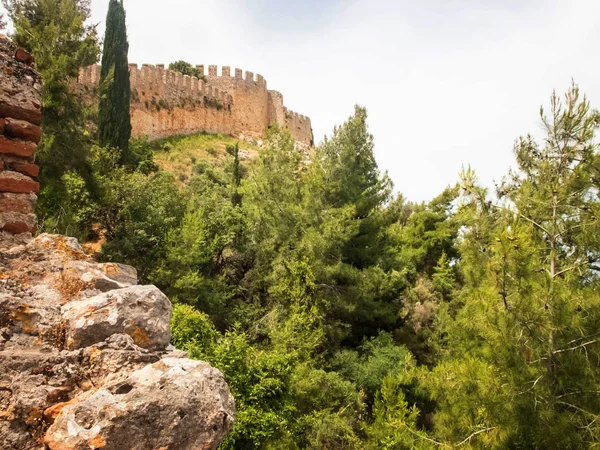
xmin=0 ymin=38 xmax=42 ymax=237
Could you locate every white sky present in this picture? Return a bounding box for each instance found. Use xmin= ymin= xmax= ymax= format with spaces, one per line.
xmin=5 ymin=0 xmax=600 ymax=201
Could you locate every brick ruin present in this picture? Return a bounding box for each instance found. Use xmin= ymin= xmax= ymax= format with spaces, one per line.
xmin=0 ymin=37 xmax=41 ymax=241
xmin=78 ymin=63 xmax=314 ymax=147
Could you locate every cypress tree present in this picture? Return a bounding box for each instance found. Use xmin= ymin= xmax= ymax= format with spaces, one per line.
xmin=98 ymin=0 xmax=132 ymax=163
xmin=231 ymin=143 xmax=242 ymax=207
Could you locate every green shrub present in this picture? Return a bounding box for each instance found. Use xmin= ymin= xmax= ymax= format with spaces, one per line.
xmin=170 ymin=304 xmax=218 ymax=358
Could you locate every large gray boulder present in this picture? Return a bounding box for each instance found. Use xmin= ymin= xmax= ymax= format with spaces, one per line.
xmin=61 ymin=285 xmax=172 ymax=351
xmin=45 ymin=358 xmax=235 ymax=450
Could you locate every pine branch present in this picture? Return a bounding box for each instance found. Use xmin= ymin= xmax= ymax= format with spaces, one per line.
xmin=551 ymin=260 xmax=590 ymax=278
xmin=489 ymin=203 xmax=551 ymax=236
xmin=557 ymin=401 xmax=600 ymax=419
xmin=556 ymin=390 xmax=600 ymax=399
xmin=552 ymin=338 xmax=600 ymax=355
xmin=457 ymin=427 xmax=497 ymax=447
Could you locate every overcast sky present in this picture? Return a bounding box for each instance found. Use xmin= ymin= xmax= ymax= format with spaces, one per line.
xmin=6 ymin=0 xmax=600 ymax=201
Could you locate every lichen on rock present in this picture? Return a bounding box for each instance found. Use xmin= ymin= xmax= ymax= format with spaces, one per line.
xmin=46 ymin=358 xmax=235 ymax=450
xmin=62 ymin=285 xmax=172 ymax=351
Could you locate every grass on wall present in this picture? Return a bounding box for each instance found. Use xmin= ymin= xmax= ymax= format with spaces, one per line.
xmin=148 ymin=132 xmax=260 ymax=183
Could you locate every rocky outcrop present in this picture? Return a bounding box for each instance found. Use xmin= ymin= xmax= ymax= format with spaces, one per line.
xmin=0 ymin=34 xmax=234 ymax=448
xmin=0 ymin=234 xmax=235 ymax=449
xmin=61 ymin=285 xmax=172 ymax=351
xmin=46 ymin=358 xmax=233 ymax=450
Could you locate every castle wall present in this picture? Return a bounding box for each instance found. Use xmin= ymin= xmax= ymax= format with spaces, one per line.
xmin=267 ymin=90 xmax=286 ymax=130
xmin=201 ymin=65 xmax=269 ymax=140
xmin=266 ymin=90 xmax=313 ymax=146
xmin=80 ymin=64 xmax=234 ymax=140
xmin=285 ymin=111 xmax=314 ymax=147
xmin=130 ymin=106 xmax=234 ymax=141
xmin=0 ymin=38 xmax=42 ymax=239
xmin=77 ymin=63 xmax=313 ymax=146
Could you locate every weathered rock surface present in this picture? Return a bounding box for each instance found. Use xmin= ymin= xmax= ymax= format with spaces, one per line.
xmin=46 ymin=358 xmax=235 ymax=450
xmin=0 ymin=233 xmax=235 ymax=449
xmin=62 ymin=285 xmax=172 ymax=351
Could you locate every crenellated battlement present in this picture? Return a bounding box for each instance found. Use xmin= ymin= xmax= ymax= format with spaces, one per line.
xmin=282 ymin=108 xmax=313 ymax=147
xmin=80 ymin=64 xmax=234 ymax=107
xmin=286 ymin=110 xmax=309 ymax=122
xmin=193 ymin=64 xmax=268 ymax=88
xmin=76 ymin=62 xmax=313 ymax=146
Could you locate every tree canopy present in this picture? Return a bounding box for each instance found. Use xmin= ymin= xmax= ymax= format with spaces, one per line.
xmin=169 ymin=60 xmax=203 ymax=79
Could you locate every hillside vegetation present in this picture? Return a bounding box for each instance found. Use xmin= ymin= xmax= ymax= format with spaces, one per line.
xmin=150 ymin=133 xmax=260 ymax=184
xmin=5 ymin=0 xmax=600 ymax=448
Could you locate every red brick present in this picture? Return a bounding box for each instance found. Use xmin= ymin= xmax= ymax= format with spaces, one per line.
xmin=5 ymin=118 xmax=41 ymax=143
xmin=2 ymin=221 xmax=33 ymax=234
xmin=0 ymin=101 xmax=42 ymax=125
xmin=14 ymin=48 xmax=34 ymax=66
xmin=11 ymin=163 xmax=38 ymax=177
xmin=0 ymin=195 xmax=35 ymax=214
xmin=0 ymin=136 xmax=36 ymax=158
xmin=0 ymin=176 xmax=39 ymax=194
xmin=0 ymin=160 xmax=3 ymax=170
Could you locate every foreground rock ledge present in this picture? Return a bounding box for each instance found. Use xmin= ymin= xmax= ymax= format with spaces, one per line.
xmin=0 ymin=234 xmax=235 ymax=449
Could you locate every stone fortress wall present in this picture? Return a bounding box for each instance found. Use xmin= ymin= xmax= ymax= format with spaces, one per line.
xmin=78 ymin=63 xmax=314 ymax=147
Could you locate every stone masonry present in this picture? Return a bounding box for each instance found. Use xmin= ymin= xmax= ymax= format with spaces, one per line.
xmin=78 ymin=63 xmax=314 ymax=147
xmin=0 ymin=37 xmax=42 ymax=240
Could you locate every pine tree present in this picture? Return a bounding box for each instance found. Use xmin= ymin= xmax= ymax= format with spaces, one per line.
xmin=98 ymin=0 xmax=132 ymax=163
xmin=422 ymin=85 xmax=600 ymax=448
xmin=318 ymin=105 xmax=392 ymax=218
xmin=230 ymin=143 xmax=242 ymax=207
xmin=316 ymin=105 xmax=393 ymax=268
